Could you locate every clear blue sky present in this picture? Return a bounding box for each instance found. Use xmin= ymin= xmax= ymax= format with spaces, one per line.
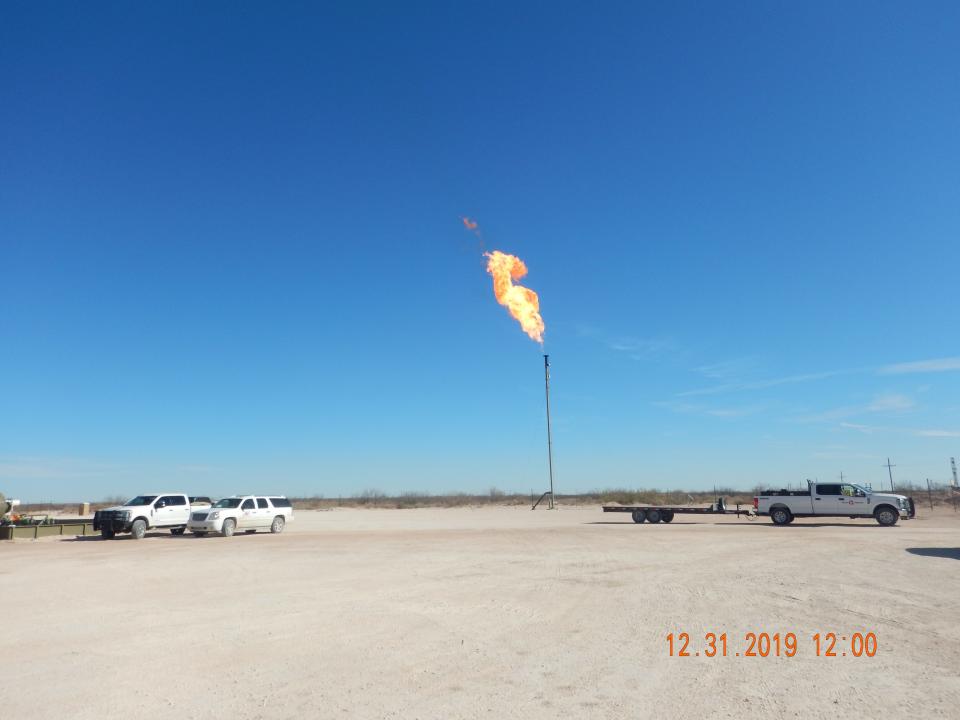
xmin=2 ymin=2 xmax=958 ymax=501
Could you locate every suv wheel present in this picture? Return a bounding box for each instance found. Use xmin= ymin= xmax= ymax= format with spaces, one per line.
xmin=271 ymin=516 xmax=285 ymax=534
xmin=221 ymin=518 xmax=236 ymax=537
xmin=131 ymin=519 xmax=147 ymax=539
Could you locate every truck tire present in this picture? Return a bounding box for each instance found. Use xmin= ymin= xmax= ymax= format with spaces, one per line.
xmin=646 ymin=508 xmax=662 ymax=524
xmin=131 ymin=518 xmax=147 ymax=539
xmin=661 ymin=510 xmax=675 ymax=523
xmin=631 ymin=511 xmax=646 ymax=524
xmin=101 ymin=528 xmax=115 ymax=540
xmin=221 ymin=518 xmax=236 ymax=537
xmin=875 ymin=506 xmax=899 ymax=526
xmin=271 ymin=516 xmax=285 ymax=534
xmin=170 ymin=527 xmax=186 ymax=536
xmin=770 ymin=507 xmax=792 ymax=526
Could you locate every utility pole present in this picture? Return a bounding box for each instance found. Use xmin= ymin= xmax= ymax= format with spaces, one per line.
xmin=952 ymin=458 xmax=958 ymax=513
xmin=839 ymin=471 xmax=845 ymax=483
xmin=883 ymin=458 xmax=896 ymax=492
xmin=543 ymin=354 xmax=555 ymax=509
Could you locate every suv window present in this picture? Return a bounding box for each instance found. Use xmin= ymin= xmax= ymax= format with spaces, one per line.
xmin=816 ymin=484 xmax=841 ymax=496
xmin=257 ymin=498 xmax=269 ymax=509
xmin=270 ymin=497 xmax=292 ymax=508
xmin=241 ymin=499 xmax=255 ymax=510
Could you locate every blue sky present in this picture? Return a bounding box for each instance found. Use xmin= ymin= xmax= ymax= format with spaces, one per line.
xmin=2 ymin=2 xmax=958 ymax=501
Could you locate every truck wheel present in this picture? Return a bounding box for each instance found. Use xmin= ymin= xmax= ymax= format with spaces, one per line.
xmin=101 ymin=528 xmax=115 ymax=540
xmin=770 ymin=507 xmax=792 ymax=526
xmin=171 ymin=527 xmax=186 ymax=536
xmin=646 ymin=508 xmax=662 ymax=524
xmin=192 ymin=531 xmax=207 ymax=537
xmin=221 ymin=519 xmax=236 ymax=537
xmin=631 ymin=511 xmax=646 ymax=524
xmin=660 ymin=510 xmax=675 ymax=523
xmin=875 ymin=506 xmax=899 ymax=526
xmin=271 ymin=516 xmax=285 ymax=534
xmin=131 ymin=519 xmax=147 ymax=539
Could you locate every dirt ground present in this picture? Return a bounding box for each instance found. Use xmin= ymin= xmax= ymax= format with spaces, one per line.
xmin=4 ymin=505 xmax=959 ymax=719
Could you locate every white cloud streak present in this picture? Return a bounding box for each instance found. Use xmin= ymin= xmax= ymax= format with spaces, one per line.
xmin=677 ymin=370 xmax=849 ymax=397
xmin=878 ymin=357 xmax=960 ymax=375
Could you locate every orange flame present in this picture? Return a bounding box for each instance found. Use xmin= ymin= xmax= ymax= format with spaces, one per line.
xmin=462 ymin=217 xmax=478 ymax=231
xmin=485 ymin=250 xmax=545 ymax=343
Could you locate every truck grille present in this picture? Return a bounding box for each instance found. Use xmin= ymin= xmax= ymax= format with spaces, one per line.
xmin=191 ymin=512 xmax=208 ymax=521
xmin=94 ymin=509 xmax=126 ymax=530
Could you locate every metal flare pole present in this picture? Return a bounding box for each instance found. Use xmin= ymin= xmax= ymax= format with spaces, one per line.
xmin=544 ymin=354 xmax=555 ymax=509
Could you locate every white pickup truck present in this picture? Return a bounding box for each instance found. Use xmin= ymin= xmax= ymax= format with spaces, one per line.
xmin=755 ymin=481 xmax=915 ymax=526
xmin=94 ymin=493 xmax=197 ymax=539
xmin=187 ymin=495 xmax=293 ymax=537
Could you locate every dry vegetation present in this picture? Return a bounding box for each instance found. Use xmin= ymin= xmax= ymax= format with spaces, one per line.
xmin=15 ymin=484 xmax=959 ymax=515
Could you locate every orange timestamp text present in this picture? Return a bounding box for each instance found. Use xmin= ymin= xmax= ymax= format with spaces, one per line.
xmin=666 ymin=631 xmax=878 ymax=658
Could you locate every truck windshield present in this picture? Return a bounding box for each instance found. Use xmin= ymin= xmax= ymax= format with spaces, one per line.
xmin=212 ymin=498 xmax=242 ymax=509
xmin=125 ymin=496 xmax=157 ymax=506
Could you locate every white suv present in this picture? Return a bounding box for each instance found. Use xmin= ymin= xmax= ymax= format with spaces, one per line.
xmin=188 ymin=495 xmax=293 ymax=537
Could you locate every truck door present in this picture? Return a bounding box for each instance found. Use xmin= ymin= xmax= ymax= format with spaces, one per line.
xmin=155 ymin=496 xmax=180 ymax=526
xmin=168 ymin=495 xmax=189 ymax=524
xmin=838 ymin=484 xmax=870 ymax=515
xmin=813 ymin=484 xmax=842 ymax=514
xmin=256 ymin=498 xmax=271 ymax=527
xmin=238 ymin=498 xmax=257 ymax=528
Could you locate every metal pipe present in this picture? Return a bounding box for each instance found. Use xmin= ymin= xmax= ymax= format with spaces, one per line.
xmin=544 ymin=354 xmax=555 ymax=509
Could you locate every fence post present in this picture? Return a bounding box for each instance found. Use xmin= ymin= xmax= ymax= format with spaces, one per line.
xmin=927 ymin=479 xmax=934 ymax=511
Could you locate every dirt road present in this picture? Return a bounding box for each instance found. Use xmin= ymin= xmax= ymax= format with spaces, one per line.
xmin=4 ymin=506 xmax=959 ymax=718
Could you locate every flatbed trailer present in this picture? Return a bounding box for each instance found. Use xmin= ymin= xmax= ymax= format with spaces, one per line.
xmin=602 ymin=498 xmax=750 ymax=524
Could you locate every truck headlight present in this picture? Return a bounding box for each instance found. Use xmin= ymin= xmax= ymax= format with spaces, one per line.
xmin=208 ymin=511 xmax=220 ymax=520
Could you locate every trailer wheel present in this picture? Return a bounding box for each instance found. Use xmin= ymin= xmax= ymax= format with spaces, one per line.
xmin=631 ymin=511 xmax=646 ymax=524
xmin=770 ymin=507 xmax=792 ymax=526
xmin=660 ymin=510 xmax=675 ymax=523
xmin=646 ymin=508 xmax=662 ymax=524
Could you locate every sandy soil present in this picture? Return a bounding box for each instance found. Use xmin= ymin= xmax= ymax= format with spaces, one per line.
xmin=3 ymin=505 xmax=959 ymax=719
